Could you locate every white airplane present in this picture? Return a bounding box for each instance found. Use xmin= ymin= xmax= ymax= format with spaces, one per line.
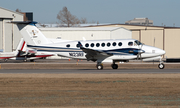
xmin=0 ymin=38 xmax=54 ymax=62
xmin=12 ymin=21 xmax=166 ymax=69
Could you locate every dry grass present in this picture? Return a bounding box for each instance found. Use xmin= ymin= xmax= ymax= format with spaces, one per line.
xmin=0 ymin=74 xmax=180 ymax=108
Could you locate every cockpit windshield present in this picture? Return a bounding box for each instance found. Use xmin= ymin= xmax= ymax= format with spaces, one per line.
xmin=134 ymin=40 xmax=142 ymax=45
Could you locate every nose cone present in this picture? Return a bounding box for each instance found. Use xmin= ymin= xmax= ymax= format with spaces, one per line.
xmin=142 ymin=45 xmax=166 ymax=56
xmin=159 ymin=49 xmax=166 ymax=55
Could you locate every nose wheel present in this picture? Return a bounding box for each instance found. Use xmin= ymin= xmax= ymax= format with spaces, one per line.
xmin=158 ymin=63 xmax=165 ymax=69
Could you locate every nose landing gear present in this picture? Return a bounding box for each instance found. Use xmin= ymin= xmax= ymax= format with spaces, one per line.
xmin=158 ymin=57 xmax=165 ymax=69
xmin=158 ymin=63 xmax=165 ymax=69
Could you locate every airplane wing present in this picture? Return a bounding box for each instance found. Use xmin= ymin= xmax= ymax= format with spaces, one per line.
xmin=78 ymin=41 xmax=113 ymax=61
xmin=80 ymin=47 xmax=113 ymax=56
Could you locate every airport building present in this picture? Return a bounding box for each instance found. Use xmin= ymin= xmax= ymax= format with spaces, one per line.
xmin=40 ymin=27 xmax=132 ymax=40
xmin=0 ymin=7 xmax=24 ymax=52
xmin=0 ymin=7 xmax=180 ymax=58
xmin=125 ymin=18 xmax=153 ymax=26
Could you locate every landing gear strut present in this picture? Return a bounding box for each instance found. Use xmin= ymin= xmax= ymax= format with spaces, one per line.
xmin=96 ymin=63 xmax=103 ymax=70
xmin=111 ymin=64 xmax=118 ymax=69
xmin=158 ymin=57 xmax=165 ymax=69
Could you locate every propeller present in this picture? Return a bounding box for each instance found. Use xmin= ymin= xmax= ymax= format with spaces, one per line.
xmin=137 ymin=44 xmax=145 ymax=60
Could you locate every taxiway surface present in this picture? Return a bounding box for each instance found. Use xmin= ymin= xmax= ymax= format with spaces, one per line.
xmin=0 ymin=69 xmax=180 ymax=74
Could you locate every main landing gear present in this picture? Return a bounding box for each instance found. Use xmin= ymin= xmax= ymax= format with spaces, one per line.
xmin=96 ymin=63 xmax=103 ymax=70
xmin=96 ymin=62 xmax=119 ymax=70
xmin=111 ymin=64 xmax=118 ymax=69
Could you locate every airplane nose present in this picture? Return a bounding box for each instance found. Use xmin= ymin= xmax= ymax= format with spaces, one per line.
xmin=156 ymin=48 xmax=165 ymax=55
xmin=160 ymin=49 xmax=166 ymax=55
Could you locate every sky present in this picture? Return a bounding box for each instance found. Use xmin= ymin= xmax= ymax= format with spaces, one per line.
xmin=1 ymin=0 xmax=180 ymax=26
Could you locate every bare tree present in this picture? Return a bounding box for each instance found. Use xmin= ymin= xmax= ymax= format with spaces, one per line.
xmin=80 ymin=18 xmax=88 ymax=24
xmin=15 ymin=8 xmax=21 ymax=13
xmin=57 ymin=7 xmax=80 ymax=27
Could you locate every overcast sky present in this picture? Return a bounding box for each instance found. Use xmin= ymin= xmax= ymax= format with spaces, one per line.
xmin=1 ymin=0 xmax=179 ymax=26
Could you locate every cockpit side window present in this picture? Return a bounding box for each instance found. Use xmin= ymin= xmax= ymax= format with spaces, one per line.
xmin=128 ymin=42 xmax=133 ymax=46
xmin=134 ymin=40 xmax=142 ymax=45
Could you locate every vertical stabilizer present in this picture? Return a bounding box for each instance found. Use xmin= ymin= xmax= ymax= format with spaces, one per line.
xmin=12 ymin=21 xmax=51 ymax=45
xmin=15 ymin=38 xmax=27 ymax=57
xmin=16 ymin=38 xmax=26 ymax=52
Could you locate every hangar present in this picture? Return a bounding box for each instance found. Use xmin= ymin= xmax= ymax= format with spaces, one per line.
xmin=40 ymin=27 xmax=132 ymax=40
xmin=0 ymin=7 xmax=23 ymax=52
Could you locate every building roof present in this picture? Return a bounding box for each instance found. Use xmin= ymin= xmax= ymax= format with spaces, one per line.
xmin=0 ymin=6 xmax=23 ymax=16
xmin=39 ymin=27 xmax=130 ymax=31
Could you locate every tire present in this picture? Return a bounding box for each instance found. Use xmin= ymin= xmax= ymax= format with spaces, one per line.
xmin=111 ymin=64 xmax=118 ymax=69
xmin=96 ymin=64 xmax=103 ymax=70
xmin=158 ymin=63 xmax=165 ymax=69
xmin=30 ymin=60 xmax=34 ymax=62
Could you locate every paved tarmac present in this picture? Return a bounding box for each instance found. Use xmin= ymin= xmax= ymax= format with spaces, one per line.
xmin=0 ymin=69 xmax=180 ymax=74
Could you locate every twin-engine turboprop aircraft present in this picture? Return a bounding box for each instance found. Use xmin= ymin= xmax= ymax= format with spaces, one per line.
xmin=0 ymin=38 xmax=54 ymax=62
xmin=12 ymin=21 xmax=165 ymax=69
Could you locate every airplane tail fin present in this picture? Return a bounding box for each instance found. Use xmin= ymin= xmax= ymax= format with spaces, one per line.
xmin=11 ymin=21 xmax=51 ymax=45
xmin=16 ymin=38 xmax=26 ymax=52
xmin=16 ymin=38 xmax=27 ymax=57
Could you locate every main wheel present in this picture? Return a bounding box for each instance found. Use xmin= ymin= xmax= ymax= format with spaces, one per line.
xmin=96 ymin=64 xmax=103 ymax=70
xmin=158 ymin=63 xmax=165 ymax=69
xmin=30 ymin=59 xmax=35 ymax=62
xmin=111 ymin=64 xmax=118 ymax=69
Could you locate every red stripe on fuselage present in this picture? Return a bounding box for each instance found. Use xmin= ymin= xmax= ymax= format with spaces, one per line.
xmin=0 ymin=57 xmax=13 ymax=59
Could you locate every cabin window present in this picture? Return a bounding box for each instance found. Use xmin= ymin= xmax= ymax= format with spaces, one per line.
xmin=112 ymin=42 xmax=116 ymax=46
xmin=118 ymin=42 xmax=122 ymax=46
xmin=128 ymin=42 xmax=133 ymax=46
xmin=101 ymin=43 xmax=105 ymax=47
xmin=76 ymin=44 xmax=80 ymax=47
xmin=96 ymin=43 xmax=100 ymax=47
xmin=91 ymin=43 xmax=94 ymax=47
xmin=66 ymin=44 xmax=70 ymax=48
xmin=107 ymin=42 xmax=111 ymax=47
xmin=85 ymin=43 xmax=89 ymax=47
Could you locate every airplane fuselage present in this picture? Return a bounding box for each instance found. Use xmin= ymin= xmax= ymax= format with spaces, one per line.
xmin=28 ymin=39 xmax=165 ymax=62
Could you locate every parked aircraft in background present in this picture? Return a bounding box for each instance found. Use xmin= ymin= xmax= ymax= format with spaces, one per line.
xmin=0 ymin=38 xmax=54 ymax=62
xmin=12 ymin=21 xmax=166 ymax=69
